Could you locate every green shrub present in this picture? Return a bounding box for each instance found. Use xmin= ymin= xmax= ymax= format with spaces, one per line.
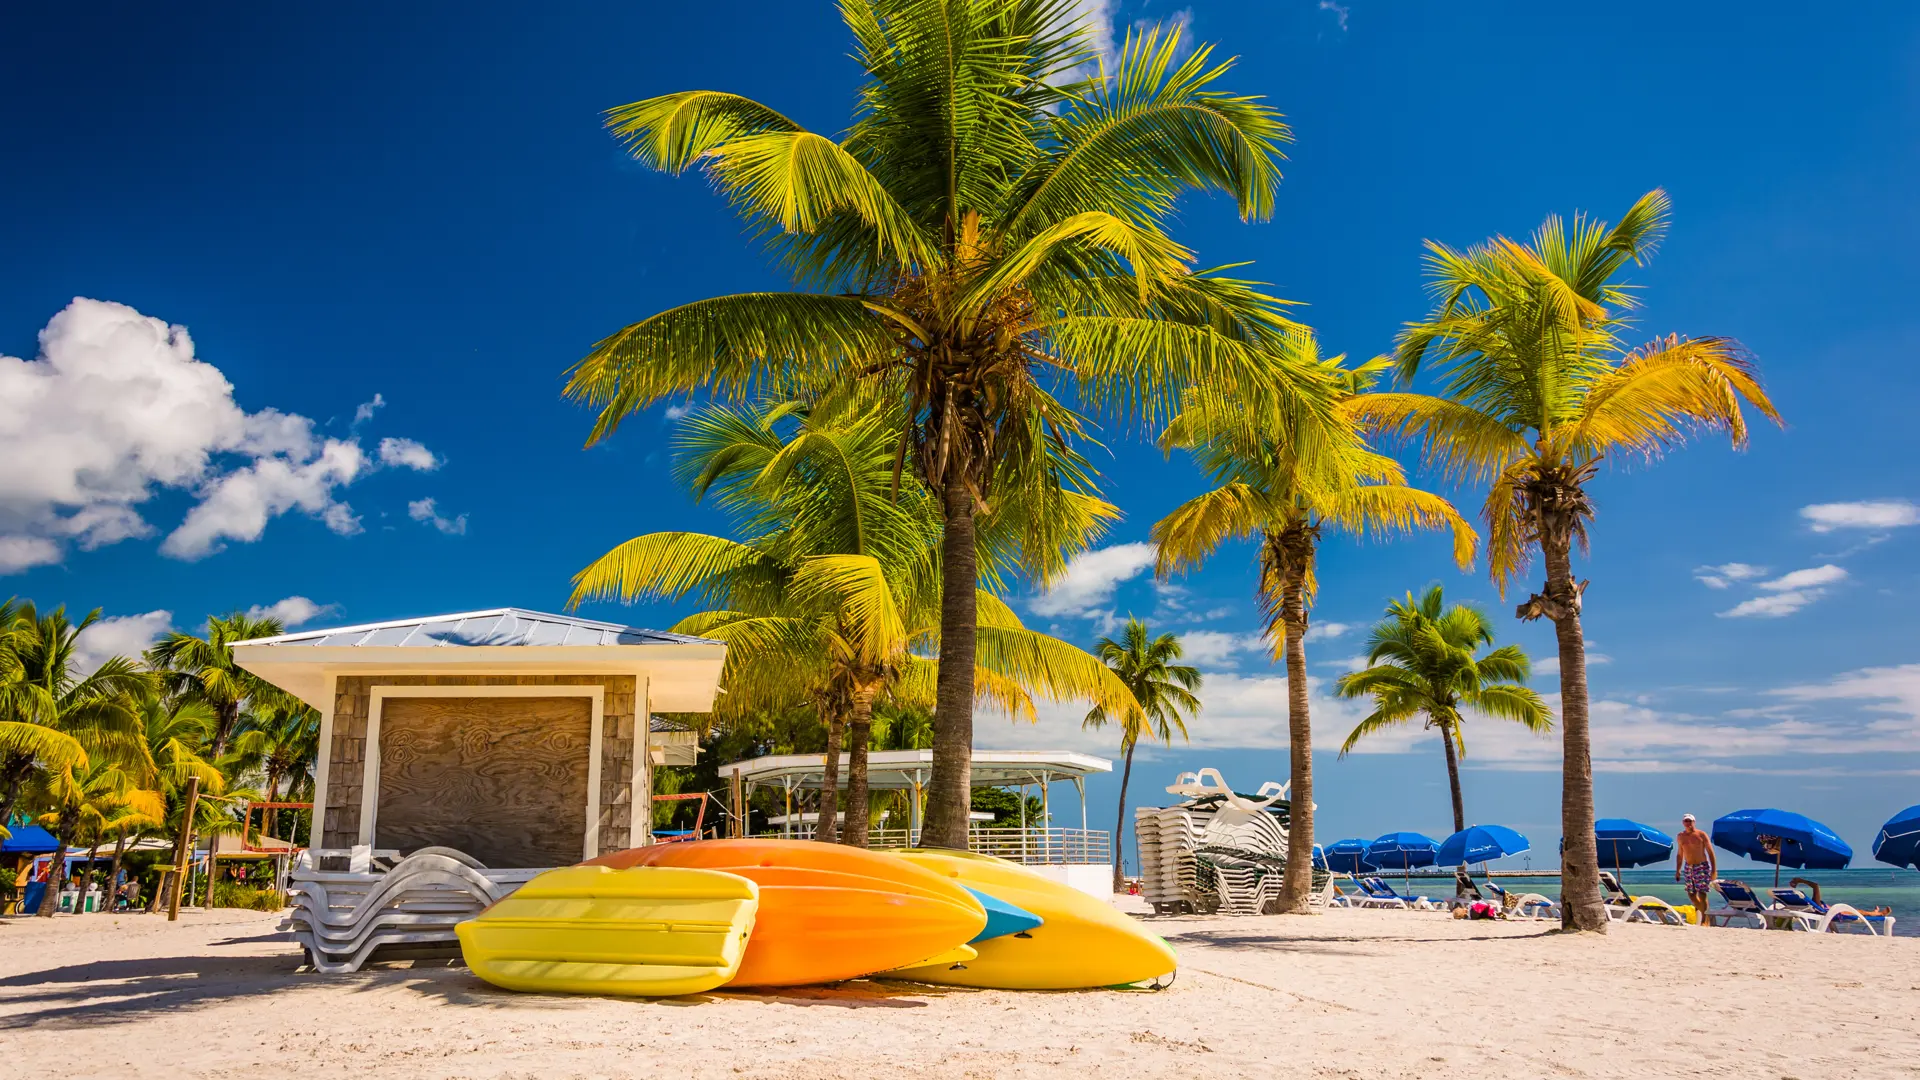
xmin=209 ymin=882 xmax=285 ymax=911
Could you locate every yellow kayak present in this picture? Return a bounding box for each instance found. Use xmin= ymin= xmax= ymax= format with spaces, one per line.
xmin=883 ymin=850 xmax=1177 ymax=990
xmin=456 ymin=864 xmax=758 ymax=997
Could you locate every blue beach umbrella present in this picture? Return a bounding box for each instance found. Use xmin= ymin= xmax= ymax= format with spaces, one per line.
xmin=1437 ymin=825 xmax=1530 ymax=868
xmin=1712 ymin=808 xmax=1852 ymax=885
xmin=1872 ymin=805 xmax=1920 ymax=871
xmin=1321 ymin=838 xmax=1376 ymax=875
xmin=1368 ymin=831 xmax=1441 ymax=870
xmin=1594 ymin=818 xmax=1675 ymax=870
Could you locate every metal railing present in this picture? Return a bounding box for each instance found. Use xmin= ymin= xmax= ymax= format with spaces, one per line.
xmin=752 ymin=825 xmax=1110 ymax=866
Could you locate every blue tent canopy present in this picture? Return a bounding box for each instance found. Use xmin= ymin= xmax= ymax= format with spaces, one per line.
xmin=1 ymin=822 xmax=60 ymax=855
xmin=1594 ymin=818 xmax=1675 ymax=869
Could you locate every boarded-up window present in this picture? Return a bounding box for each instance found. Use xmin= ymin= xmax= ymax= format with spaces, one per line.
xmin=375 ymin=696 xmax=591 ymax=867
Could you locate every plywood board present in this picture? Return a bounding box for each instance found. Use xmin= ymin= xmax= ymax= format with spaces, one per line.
xmin=375 ymin=696 xmax=590 ymax=867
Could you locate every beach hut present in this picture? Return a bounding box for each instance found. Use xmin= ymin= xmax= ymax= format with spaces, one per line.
xmin=231 ymin=608 xmax=725 ymax=867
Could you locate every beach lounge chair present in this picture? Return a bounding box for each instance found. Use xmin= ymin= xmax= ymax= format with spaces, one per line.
xmin=1767 ymin=887 xmax=1897 ymax=939
xmin=1598 ymin=871 xmax=1689 ymax=926
xmin=1702 ymin=879 xmax=1791 ymax=929
xmin=1357 ymin=877 xmax=1435 ymax=910
xmin=1484 ymin=881 xmax=1560 ymax=919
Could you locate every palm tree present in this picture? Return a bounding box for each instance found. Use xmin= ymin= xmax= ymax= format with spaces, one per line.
xmin=1334 ymin=586 xmax=1551 ymax=833
xmin=571 ymin=398 xmax=1136 ymax=847
xmin=1369 ymin=189 xmax=1782 ymax=931
xmin=230 ymin=700 xmax=321 ymax=841
xmin=1154 ymin=334 xmax=1477 ymax=913
xmin=147 ymin=613 xmax=292 ymax=759
xmin=1083 ymin=618 xmax=1200 ymax=891
xmin=563 ymin=7 xmax=1315 ymax=847
xmin=1 ymin=604 xmax=150 ymax=851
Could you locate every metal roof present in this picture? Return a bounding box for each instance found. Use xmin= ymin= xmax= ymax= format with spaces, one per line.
xmin=231 ymin=608 xmax=716 ymax=649
xmin=717 ymin=749 xmax=1112 ymax=791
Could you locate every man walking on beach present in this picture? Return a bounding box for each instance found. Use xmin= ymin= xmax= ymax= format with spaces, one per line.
xmin=1675 ymin=814 xmax=1716 ymax=915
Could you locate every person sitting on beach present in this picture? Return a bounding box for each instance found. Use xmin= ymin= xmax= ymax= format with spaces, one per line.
xmin=1675 ymin=814 xmax=1716 ymax=914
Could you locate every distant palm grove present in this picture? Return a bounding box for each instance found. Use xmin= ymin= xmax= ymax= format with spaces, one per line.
xmin=5 ymin=0 xmax=1781 ymax=935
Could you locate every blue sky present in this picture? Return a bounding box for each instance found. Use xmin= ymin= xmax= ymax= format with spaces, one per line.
xmin=4 ymin=2 xmax=1918 ymax=870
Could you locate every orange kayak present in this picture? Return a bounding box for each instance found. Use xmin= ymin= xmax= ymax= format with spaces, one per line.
xmin=590 ymin=839 xmax=984 ymax=987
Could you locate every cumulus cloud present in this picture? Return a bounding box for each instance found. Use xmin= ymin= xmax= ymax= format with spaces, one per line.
xmin=408 ymin=497 xmax=468 ymax=536
xmin=71 ymin=609 xmax=173 ymax=675
xmin=377 ymin=437 xmax=439 ymax=471
xmin=1061 ymin=0 xmax=1118 ymax=68
xmin=1718 ymin=564 xmax=1847 ymax=618
xmin=1800 ymin=499 xmax=1920 ymax=533
xmin=1177 ymin=630 xmax=1269 ymax=667
xmin=663 ymin=403 xmax=693 ymax=421
xmin=1029 ymin=542 xmax=1155 ymax=618
xmin=1305 ymin=621 xmax=1352 ymax=642
xmin=0 ymin=299 xmax=443 ymax=570
xmin=353 ymin=393 xmax=386 ymax=426
xmin=245 ymin=596 xmax=336 ymax=628
xmin=1694 ymin=562 xmax=1767 ymax=589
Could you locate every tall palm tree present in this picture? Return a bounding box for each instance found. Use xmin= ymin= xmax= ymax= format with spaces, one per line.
xmin=1335 ymin=586 xmax=1551 ymax=833
xmin=563 ymin=6 xmax=1316 ymax=847
xmin=230 ymin=700 xmax=321 ymax=841
xmin=147 ymin=613 xmax=292 ymax=759
xmin=1370 ymin=189 xmax=1782 ymax=930
xmin=1083 ymin=618 xmax=1200 ymax=891
xmin=0 ymin=598 xmax=90 ymax=838
xmin=571 ymin=398 xmax=1137 ymax=847
xmin=0 ymin=604 xmax=150 ymax=846
xmin=1154 ymin=334 xmax=1477 ymax=913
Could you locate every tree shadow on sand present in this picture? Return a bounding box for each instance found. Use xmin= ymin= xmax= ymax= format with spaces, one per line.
xmin=1167 ymin=927 xmax=1558 ymax=955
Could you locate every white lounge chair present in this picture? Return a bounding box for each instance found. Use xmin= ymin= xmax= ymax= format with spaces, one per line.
xmin=1768 ymin=887 xmax=1897 ymax=939
xmin=1484 ymin=881 xmax=1559 ymax=919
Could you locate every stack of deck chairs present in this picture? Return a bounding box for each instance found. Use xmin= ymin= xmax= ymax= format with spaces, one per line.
xmin=283 ymin=846 xmax=539 ymax=972
xmin=1135 ymin=769 xmax=1294 ymax=915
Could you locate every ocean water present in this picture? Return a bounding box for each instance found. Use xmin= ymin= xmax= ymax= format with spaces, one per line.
xmin=1475 ymin=868 xmax=1920 ymax=937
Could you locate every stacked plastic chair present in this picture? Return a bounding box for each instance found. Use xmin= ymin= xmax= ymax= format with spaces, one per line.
xmin=1134 ymin=769 xmax=1298 ymax=915
xmin=284 ymin=846 xmax=536 ymax=972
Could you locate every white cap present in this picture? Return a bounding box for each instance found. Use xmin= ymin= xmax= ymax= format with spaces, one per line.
xmin=1681 ymin=813 xmax=1696 ymax=822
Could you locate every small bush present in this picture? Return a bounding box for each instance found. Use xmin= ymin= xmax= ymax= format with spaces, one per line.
xmin=209 ymin=882 xmax=285 ymax=911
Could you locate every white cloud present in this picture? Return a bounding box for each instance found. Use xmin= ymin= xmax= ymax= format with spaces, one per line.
xmin=664 ymin=403 xmax=693 ymax=421
xmin=1177 ymin=630 xmax=1268 ymax=667
xmin=353 ymin=393 xmax=385 ymax=426
xmin=1800 ymin=499 xmax=1920 ymax=533
xmin=162 ymin=441 xmax=369 ymax=558
xmin=377 ymin=437 xmax=439 ymax=471
xmin=1304 ymin=621 xmax=1352 ymax=642
xmin=71 ymin=609 xmax=173 ymax=675
xmin=1062 ymin=0 xmax=1118 ymax=68
xmin=1534 ymin=651 xmax=1612 ymax=678
xmin=1319 ymin=0 xmax=1351 ymax=32
xmin=1717 ymin=564 xmax=1848 ymax=619
xmin=408 ymin=497 xmax=468 ymax=536
xmin=1030 ymin=542 xmax=1154 ymax=617
xmin=0 ymin=537 xmax=62 ymax=574
xmin=1758 ymin=564 xmax=1847 ymax=591
xmin=1693 ymin=562 xmax=1767 ymax=589
xmin=0 ymin=299 xmax=442 ymax=570
xmin=245 ymin=596 xmax=336 ymax=628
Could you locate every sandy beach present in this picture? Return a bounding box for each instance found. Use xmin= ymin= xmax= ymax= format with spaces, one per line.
xmin=5 ymin=903 xmax=1915 ymax=1080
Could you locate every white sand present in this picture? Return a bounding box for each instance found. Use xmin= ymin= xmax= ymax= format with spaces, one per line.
xmin=3 ymin=904 xmax=1916 ymax=1079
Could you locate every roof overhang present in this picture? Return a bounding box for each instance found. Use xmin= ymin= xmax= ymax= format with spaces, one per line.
xmin=232 ymin=641 xmax=727 ymax=712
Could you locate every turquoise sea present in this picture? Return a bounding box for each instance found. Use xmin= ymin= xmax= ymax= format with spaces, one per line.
xmin=1461 ymin=868 xmax=1920 ymax=936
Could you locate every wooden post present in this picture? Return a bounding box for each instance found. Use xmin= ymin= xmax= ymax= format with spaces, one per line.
xmin=730 ymin=769 xmax=744 ymax=838
xmin=166 ymin=774 xmax=201 ymax=922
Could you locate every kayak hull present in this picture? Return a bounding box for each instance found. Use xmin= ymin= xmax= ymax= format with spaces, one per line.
xmin=456 ymin=864 xmax=757 ymax=997
xmin=592 ymin=839 xmax=985 ymax=987
xmin=885 ymin=850 xmax=1176 ymax=990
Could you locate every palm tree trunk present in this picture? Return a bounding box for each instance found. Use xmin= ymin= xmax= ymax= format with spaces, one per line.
xmin=1112 ymin=739 xmax=1136 ymax=893
xmin=36 ymin=810 xmax=74 ymax=917
xmin=1276 ymin=537 xmax=1317 ymax=915
xmin=816 ymin=708 xmax=845 ymax=844
xmin=104 ymin=830 xmax=128 ymax=914
xmin=1439 ymin=719 xmax=1466 ymax=834
xmin=843 ymin=687 xmax=876 ymax=847
xmin=1536 ymin=524 xmax=1607 ymax=932
xmin=924 ymin=472 xmax=978 ymax=851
